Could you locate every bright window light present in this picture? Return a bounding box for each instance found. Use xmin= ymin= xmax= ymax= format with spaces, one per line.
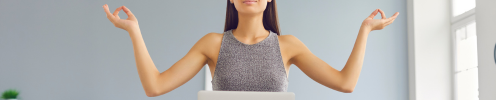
xmin=454 ymin=22 xmax=479 ymax=100
xmin=452 ymin=0 xmax=476 ymax=17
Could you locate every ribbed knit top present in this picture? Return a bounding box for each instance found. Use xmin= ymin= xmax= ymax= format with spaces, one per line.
xmin=211 ymin=29 xmax=288 ymax=92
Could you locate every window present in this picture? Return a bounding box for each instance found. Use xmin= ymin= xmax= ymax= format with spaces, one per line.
xmin=452 ymin=0 xmax=476 ymax=17
xmin=451 ymin=0 xmax=478 ymax=100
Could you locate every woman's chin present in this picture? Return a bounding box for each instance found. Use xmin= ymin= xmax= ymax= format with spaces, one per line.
xmin=237 ymin=8 xmax=265 ymax=15
xmin=238 ymin=11 xmax=264 ymax=16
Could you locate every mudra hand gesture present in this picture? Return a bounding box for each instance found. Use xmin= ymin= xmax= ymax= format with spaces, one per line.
xmin=103 ymin=4 xmax=139 ymax=32
xmin=361 ymin=9 xmax=399 ymax=31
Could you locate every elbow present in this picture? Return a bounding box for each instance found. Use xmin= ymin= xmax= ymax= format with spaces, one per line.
xmin=145 ymin=89 xmax=159 ymax=97
xmin=340 ymin=85 xmax=355 ymax=93
xmin=337 ymin=79 xmax=356 ymax=93
xmin=146 ymin=93 xmax=157 ymax=97
xmin=341 ymin=88 xmax=354 ymax=93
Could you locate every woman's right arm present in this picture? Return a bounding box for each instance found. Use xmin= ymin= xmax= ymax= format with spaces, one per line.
xmin=103 ymin=4 xmax=209 ymax=97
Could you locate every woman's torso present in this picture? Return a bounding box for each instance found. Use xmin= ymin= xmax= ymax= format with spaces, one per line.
xmin=202 ymin=30 xmax=296 ymax=91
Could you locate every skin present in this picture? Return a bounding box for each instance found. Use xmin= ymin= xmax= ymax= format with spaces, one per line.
xmin=103 ymin=0 xmax=399 ymax=97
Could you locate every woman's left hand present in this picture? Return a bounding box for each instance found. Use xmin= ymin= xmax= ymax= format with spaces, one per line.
xmin=361 ymin=9 xmax=399 ymax=31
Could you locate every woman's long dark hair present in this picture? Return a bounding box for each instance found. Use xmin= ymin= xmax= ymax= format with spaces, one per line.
xmin=223 ymin=0 xmax=280 ymax=35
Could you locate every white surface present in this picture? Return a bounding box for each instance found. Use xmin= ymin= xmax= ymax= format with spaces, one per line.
xmin=454 ymin=21 xmax=479 ymax=100
xmin=455 ymin=68 xmax=479 ymax=100
xmin=204 ymin=65 xmax=213 ymax=91
xmin=452 ymin=0 xmax=476 ymax=16
xmin=198 ymin=91 xmax=295 ymax=100
xmin=408 ymin=0 xmax=453 ymax=100
xmin=455 ymin=22 xmax=479 ymax=72
xmin=475 ymin=0 xmax=496 ymax=100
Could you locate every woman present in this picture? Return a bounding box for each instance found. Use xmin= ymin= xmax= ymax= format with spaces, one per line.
xmin=102 ymin=0 xmax=398 ymax=97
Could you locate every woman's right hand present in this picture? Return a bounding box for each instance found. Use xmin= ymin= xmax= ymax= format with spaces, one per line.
xmin=361 ymin=9 xmax=399 ymax=32
xmin=103 ymin=4 xmax=139 ymax=31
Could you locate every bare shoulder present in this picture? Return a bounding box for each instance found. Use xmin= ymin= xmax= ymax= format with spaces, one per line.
xmin=190 ymin=32 xmax=224 ymax=58
xmin=202 ymin=32 xmax=223 ymax=41
xmin=195 ymin=32 xmax=223 ymax=46
xmin=278 ymin=35 xmax=309 ymax=60
xmin=278 ymin=35 xmax=305 ymax=48
xmin=205 ymin=32 xmax=223 ymax=38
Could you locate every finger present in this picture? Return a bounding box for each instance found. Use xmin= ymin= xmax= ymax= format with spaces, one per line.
xmin=122 ymin=6 xmax=136 ymax=20
xmin=368 ymin=9 xmax=379 ymax=18
xmin=385 ymin=12 xmax=399 ymax=23
xmin=113 ymin=6 xmax=123 ymax=16
xmin=385 ymin=17 xmax=396 ymax=24
xmin=385 ymin=18 xmax=396 ymax=26
xmin=378 ymin=9 xmax=386 ymax=19
xmin=385 ymin=23 xmax=391 ymax=27
xmin=103 ymin=4 xmax=114 ymax=19
xmin=390 ymin=12 xmax=399 ymax=18
xmin=385 ymin=20 xmax=394 ymax=26
xmin=386 ymin=17 xmax=396 ymax=23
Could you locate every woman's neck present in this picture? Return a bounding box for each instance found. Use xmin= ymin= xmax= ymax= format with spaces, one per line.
xmin=233 ymin=12 xmax=269 ymax=38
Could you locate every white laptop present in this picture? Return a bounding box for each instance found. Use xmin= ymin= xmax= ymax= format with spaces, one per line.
xmin=198 ymin=90 xmax=295 ymax=100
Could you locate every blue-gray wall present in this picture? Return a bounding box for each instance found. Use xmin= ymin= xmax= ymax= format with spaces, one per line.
xmin=0 ymin=0 xmax=407 ymax=100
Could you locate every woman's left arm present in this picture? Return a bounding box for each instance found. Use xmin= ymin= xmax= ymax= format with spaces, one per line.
xmin=289 ymin=9 xmax=398 ymax=93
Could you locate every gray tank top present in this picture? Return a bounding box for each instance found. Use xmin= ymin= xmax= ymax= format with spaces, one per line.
xmin=212 ymin=29 xmax=288 ymax=92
